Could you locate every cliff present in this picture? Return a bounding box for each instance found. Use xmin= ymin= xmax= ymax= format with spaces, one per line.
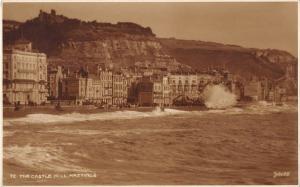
xmin=3 ymin=10 xmax=297 ymax=84
xmin=4 ymin=10 xmax=184 ymax=73
xmin=160 ymin=38 xmax=297 ymax=80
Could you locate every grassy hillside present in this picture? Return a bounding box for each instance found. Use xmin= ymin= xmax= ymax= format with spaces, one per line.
xmin=3 ymin=10 xmax=297 ymax=82
xmin=159 ymin=38 xmax=296 ymax=80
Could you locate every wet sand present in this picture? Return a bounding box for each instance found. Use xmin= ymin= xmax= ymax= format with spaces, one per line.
xmin=3 ymin=104 xmax=298 ymax=185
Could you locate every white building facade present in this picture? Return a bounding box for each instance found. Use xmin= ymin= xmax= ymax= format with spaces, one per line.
xmin=3 ymin=45 xmax=48 ymax=105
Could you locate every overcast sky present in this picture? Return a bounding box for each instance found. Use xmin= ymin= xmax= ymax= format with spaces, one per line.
xmin=3 ymin=2 xmax=298 ymax=56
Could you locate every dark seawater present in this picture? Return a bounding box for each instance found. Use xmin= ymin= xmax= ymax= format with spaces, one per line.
xmin=3 ymin=102 xmax=298 ymax=185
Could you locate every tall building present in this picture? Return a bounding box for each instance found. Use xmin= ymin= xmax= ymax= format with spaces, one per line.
xmin=90 ymin=76 xmax=102 ymax=103
xmin=153 ymin=76 xmax=171 ymax=106
xmin=169 ymin=74 xmax=199 ymax=101
xmin=61 ymin=77 xmax=90 ymax=104
xmin=61 ymin=68 xmax=94 ymax=104
xmin=47 ymin=66 xmax=65 ymax=99
xmin=137 ymin=77 xmax=153 ymax=106
xmin=60 ymin=64 xmax=129 ymax=106
xmin=153 ymin=79 xmax=163 ymax=106
xmin=97 ymin=64 xmax=113 ymax=105
xmin=243 ymin=77 xmax=271 ymax=101
xmin=126 ymin=72 xmax=143 ymax=104
xmin=112 ymin=73 xmax=127 ymax=106
xmin=162 ymin=76 xmax=171 ymax=106
xmin=3 ymin=40 xmax=48 ymax=105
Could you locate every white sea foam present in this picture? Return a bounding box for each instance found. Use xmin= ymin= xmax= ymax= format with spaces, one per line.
xmin=203 ymin=107 xmax=244 ymax=115
xmin=5 ymin=108 xmax=187 ymax=125
xmin=245 ymin=101 xmax=297 ymax=115
xmin=189 ymin=101 xmax=297 ymax=116
xmin=4 ymin=144 xmax=90 ymax=172
xmin=41 ymin=128 xmax=202 ymax=136
xmin=4 ymin=101 xmax=296 ymax=126
xmin=203 ymin=84 xmax=237 ymax=109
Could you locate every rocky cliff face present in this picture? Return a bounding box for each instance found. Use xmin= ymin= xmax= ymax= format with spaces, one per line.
xmin=53 ymin=38 xmax=183 ymax=72
xmin=160 ymin=38 xmax=297 ymax=80
xmin=60 ymin=38 xmax=162 ymax=61
xmin=4 ymin=10 xmax=182 ymax=72
xmin=251 ymin=49 xmax=297 ymax=71
xmin=253 ymin=49 xmax=296 ymax=63
xmin=3 ymin=10 xmax=297 ymax=83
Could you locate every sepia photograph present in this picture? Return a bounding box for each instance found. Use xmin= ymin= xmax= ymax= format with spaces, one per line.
xmin=2 ymin=1 xmax=298 ymax=185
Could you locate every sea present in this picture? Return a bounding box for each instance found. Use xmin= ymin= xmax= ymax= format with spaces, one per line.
xmin=3 ymin=101 xmax=298 ymax=185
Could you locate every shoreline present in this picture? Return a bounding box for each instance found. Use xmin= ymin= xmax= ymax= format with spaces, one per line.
xmin=3 ymin=105 xmax=210 ymax=119
xmin=3 ymin=100 xmax=297 ymax=119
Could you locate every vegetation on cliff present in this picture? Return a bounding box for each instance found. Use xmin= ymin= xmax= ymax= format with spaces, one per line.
xmin=160 ymin=38 xmax=297 ymax=80
xmin=3 ymin=10 xmax=297 ymax=82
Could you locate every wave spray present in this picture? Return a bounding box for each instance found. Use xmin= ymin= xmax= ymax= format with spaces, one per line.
xmin=203 ymin=84 xmax=237 ymax=109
